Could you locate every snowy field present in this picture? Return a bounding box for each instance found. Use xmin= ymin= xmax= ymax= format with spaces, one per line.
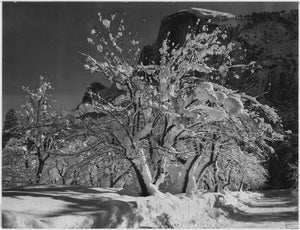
xmin=1 ymin=185 xmax=262 ymax=228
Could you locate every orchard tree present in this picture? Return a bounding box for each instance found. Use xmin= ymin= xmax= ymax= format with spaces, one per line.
xmin=79 ymin=13 xmax=282 ymax=196
xmin=13 ymin=76 xmax=65 ymax=184
xmin=44 ymin=117 xmax=134 ymax=188
xmin=208 ymin=145 xmax=269 ymax=192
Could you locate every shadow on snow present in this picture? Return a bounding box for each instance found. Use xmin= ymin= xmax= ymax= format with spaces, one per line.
xmin=2 ymin=185 xmax=142 ymax=228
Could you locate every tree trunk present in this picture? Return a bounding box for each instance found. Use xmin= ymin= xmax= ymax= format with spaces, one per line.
xmin=196 ymin=137 xmax=218 ymax=185
xmin=109 ymin=174 xmax=114 ymax=188
xmin=70 ymin=170 xmax=78 ymax=185
xmin=153 ymin=153 xmax=168 ymax=187
xmin=197 ymin=161 xmax=213 ymax=186
xmin=203 ymin=178 xmax=211 ymax=191
xmin=25 ymin=159 xmax=29 ymax=169
xmin=238 ymin=179 xmax=244 ymax=191
xmin=222 ymin=168 xmax=233 ymax=190
xmin=35 ymin=150 xmax=49 ymax=184
xmin=182 ymin=154 xmax=201 ymax=193
xmin=214 ymin=183 xmax=219 ymax=192
xmin=222 ymin=183 xmax=229 ymax=190
xmin=213 ymin=161 xmax=219 ymax=192
xmin=153 ymin=158 xmax=163 ymax=185
xmin=36 ymin=158 xmax=45 ymax=184
xmin=131 ymin=162 xmax=150 ymax=196
xmin=89 ymin=172 xmax=94 ymax=187
xmin=126 ymin=144 xmax=159 ymax=196
xmin=238 ymin=182 xmax=243 ymax=191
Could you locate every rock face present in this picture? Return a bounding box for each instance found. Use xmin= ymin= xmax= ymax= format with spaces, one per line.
xmin=139 ymin=9 xmax=235 ymax=65
xmin=138 ymin=8 xmax=298 ymax=189
xmin=80 ymin=82 xmax=124 ymax=106
xmin=63 ymin=82 xmax=125 ymax=119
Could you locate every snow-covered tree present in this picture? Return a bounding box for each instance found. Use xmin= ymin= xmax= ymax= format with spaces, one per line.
xmin=6 ymin=76 xmax=64 ymax=184
xmin=80 ymin=13 xmax=282 ymax=195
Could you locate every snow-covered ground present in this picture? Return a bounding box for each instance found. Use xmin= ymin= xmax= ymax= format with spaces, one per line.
xmin=223 ymin=190 xmax=299 ymax=229
xmin=2 ymin=185 xmax=262 ymax=228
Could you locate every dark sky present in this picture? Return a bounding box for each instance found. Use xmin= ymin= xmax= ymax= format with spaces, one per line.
xmin=2 ymin=1 xmax=298 ymax=117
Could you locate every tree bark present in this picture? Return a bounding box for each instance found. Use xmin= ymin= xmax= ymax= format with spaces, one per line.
xmin=203 ymin=180 xmax=211 ymax=190
xmin=196 ymin=137 xmax=219 ymax=186
xmin=131 ymin=162 xmax=150 ymax=196
xmin=36 ymin=158 xmax=44 ymax=184
xmin=197 ymin=160 xmax=214 ymax=186
xmin=182 ymin=154 xmax=201 ymax=193
xmin=25 ymin=159 xmax=29 ymax=169
xmin=213 ymin=161 xmax=219 ymax=192
xmin=238 ymin=182 xmax=244 ymax=191
xmin=89 ymin=172 xmax=94 ymax=187
xmin=222 ymin=168 xmax=233 ymax=190
xmin=153 ymin=158 xmax=163 ymax=185
xmin=153 ymin=156 xmax=167 ymax=187
xmin=125 ymin=144 xmax=160 ymax=196
xmin=70 ymin=170 xmax=78 ymax=185
xmin=238 ymin=177 xmax=244 ymax=191
xmin=35 ymin=150 xmax=49 ymax=184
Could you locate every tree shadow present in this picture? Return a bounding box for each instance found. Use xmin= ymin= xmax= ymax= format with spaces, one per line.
xmin=261 ymin=189 xmax=295 ymax=198
xmin=227 ymin=190 xmax=298 ymax=224
xmin=244 ymin=197 xmax=298 ymax=209
xmin=2 ymin=184 xmax=117 ymax=194
xmin=230 ymin=210 xmax=298 ymax=223
xmin=2 ymin=185 xmax=142 ymax=228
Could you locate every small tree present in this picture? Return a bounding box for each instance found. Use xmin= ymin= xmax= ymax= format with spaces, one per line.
xmin=15 ymin=76 xmax=63 ymax=184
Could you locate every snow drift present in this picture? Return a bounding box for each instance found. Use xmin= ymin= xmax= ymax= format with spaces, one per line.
xmin=2 ymin=185 xmax=261 ymax=228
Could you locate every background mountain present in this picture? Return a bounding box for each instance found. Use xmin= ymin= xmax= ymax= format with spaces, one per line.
xmin=62 ymin=82 xmax=125 ymax=119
